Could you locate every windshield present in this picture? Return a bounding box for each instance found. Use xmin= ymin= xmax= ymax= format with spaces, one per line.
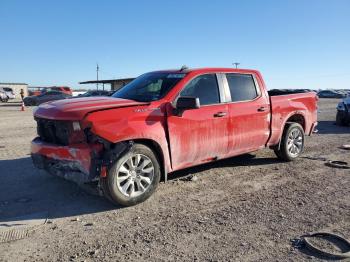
xmin=113 ymin=72 xmax=186 ymax=102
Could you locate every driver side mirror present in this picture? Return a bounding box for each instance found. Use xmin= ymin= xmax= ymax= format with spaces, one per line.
xmin=175 ymin=96 xmax=200 ymax=116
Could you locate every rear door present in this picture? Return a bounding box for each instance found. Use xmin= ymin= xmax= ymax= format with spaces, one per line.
xmin=224 ymin=73 xmax=270 ymax=155
xmin=167 ymin=73 xmax=230 ymax=171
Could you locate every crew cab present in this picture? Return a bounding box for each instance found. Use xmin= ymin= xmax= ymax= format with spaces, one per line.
xmin=31 ymin=68 xmax=318 ymax=206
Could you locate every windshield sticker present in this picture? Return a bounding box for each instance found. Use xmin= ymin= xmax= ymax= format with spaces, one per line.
xmin=167 ymin=73 xmax=186 ymax=78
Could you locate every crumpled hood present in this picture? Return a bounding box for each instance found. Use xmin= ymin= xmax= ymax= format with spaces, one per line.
xmin=34 ymin=97 xmax=148 ymax=120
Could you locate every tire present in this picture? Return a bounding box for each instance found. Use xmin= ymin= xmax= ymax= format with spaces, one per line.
xmin=102 ymin=144 xmax=161 ymax=206
xmin=336 ymin=111 xmax=346 ymax=126
xmin=274 ymin=123 xmax=305 ymax=161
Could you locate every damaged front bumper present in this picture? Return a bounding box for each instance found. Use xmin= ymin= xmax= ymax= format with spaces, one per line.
xmin=31 ymin=137 xmax=103 ymax=184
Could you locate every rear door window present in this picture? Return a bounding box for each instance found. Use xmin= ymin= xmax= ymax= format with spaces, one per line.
xmin=226 ymin=74 xmax=258 ymax=102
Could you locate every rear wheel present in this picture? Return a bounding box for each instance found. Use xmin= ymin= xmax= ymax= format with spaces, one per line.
xmin=274 ymin=123 xmax=305 ymax=161
xmin=101 ymin=144 xmax=161 ymax=206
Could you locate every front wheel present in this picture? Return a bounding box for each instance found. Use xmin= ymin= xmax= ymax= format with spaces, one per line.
xmin=274 ymin=123 xmax=305 ymax=161
xmin=101 ymin=144 xmax=161 ymax=206
xmin=336 ymin=111 xmax=347 ymax=126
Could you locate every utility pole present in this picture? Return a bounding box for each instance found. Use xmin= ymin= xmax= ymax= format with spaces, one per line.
xmin=233 ymin=62 xmax=240 ymax=69
xmin=96 ymin=63 xmax=99 ymax=90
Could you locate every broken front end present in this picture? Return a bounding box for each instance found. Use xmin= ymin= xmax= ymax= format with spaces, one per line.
xmin=31 ymin=118 xmax=130 ymax=184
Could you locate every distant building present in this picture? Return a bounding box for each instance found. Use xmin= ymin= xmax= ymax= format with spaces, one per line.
xmin=0 ymin=83 xmax=28 ymax=97
xmin=79 ymin=78 xmax=135 ymax=91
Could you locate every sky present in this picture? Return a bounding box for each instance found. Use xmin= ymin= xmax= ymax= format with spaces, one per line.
xmin=0 ymin=0 xmax=349 ymax=90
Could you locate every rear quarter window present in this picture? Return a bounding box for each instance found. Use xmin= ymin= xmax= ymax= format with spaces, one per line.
xmin=226 ymin=74 xmax=258 ymax=102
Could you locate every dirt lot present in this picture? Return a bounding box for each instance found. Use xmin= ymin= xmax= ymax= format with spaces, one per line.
xmin=0 ymin=99 xmax=349 ymax=261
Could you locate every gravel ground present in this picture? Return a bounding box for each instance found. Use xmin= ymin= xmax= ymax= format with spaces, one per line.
xmin=0 ymin=99 xmax=349 ymax=262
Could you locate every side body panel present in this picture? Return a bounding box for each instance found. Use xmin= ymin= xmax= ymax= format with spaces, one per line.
xmin=268 ymin=92 xmax=318 ymax=146
xmin=166 ymin=103 xmax=230 ymax=171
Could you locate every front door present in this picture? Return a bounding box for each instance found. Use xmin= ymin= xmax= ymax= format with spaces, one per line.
xmin=167 ymin=74 xmax=230 ymax=171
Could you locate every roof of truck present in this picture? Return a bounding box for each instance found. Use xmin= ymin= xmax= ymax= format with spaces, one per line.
xmin=152 ymin=67 xmax=259 ymax=75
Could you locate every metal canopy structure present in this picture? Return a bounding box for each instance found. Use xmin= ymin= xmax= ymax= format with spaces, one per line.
xmin=79 ymin=78 xmax=135 ymax=91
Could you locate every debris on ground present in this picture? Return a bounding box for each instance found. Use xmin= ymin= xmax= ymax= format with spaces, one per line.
xmin=177 ymin=174 xmax=199 ymax=182
xmin=340 ymin=144 xmax=350 ymax=150
xmin=325 ymin=160 xmax=350 ymax=169
xmin=292 ymin=232 xmax=350 ymax=259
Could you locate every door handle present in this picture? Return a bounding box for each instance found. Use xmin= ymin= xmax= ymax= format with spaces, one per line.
xmin=213 ymin=112 xmax=227 ymax=117
xmin=257 ymin=107 xmax=266 ymax=112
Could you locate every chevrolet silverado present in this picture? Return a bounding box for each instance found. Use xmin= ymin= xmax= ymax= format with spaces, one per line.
xmin=31 ymin=68 xmax=318 ymax=206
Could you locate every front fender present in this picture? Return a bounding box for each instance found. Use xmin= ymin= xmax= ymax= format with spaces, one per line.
xmin=84 ymin=105 xmax=172 ymax=173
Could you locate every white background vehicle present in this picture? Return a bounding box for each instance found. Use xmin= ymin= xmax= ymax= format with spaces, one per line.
xmin=0 ymin=89 xmax=8 ymax=102
xmin=0 ymin=87 xmax=15 ymax=99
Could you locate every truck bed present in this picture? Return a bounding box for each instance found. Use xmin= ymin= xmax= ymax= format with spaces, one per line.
xmin=268 ymin=89 xmax=315 ymax=96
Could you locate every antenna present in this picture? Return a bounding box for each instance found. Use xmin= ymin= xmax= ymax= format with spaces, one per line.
xmin=180 ymin=65 xmax=188 ymax=71
xmin=232 ymin=62 xmax=240 ymax=69
xmin=96 ymin=63 xmax=99 ymax=90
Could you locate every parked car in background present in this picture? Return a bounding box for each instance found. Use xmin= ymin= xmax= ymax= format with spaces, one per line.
xmin=317 ymin=90 xmax=346 ymax=98
xmin=31 ymin=67 xmax=318 ymax=206
xmin=0 ymin=87 xmax=15 ymax=99
xmin=0 ymin=89 xmax=8 ymax=102
xmin=24 ymin=91 xmax=71 ymax=106
xmin=336 ymin=96 xmax=350 ymax=126
xmin=28 ymin=86 xmax=73 ymax=96
xmin=76 ymin=90 xmax=110 ymax=97
xmin=28 ymin=87 xmax=43 ymax=96
xmin=43 ymin=86 xmax=73 ymax=96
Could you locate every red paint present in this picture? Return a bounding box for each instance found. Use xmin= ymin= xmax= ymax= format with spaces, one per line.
xmin=34 ymin=96 xmax=148 ymax=120
xmin=31 ymin=139 xmax=103 ymax=174
xmin=100 ymin=166 xmax=107 ymax=178
xmin=31 ymin=68 xmax=317 ymax=178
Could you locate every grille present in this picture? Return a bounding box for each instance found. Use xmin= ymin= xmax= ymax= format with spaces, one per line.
xmin=36 ymin=118 xmax=71 ymax=145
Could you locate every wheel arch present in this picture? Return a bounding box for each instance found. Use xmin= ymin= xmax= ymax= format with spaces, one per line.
xmin=131 ymin=139 xmax=167 ymax=182
xmin=274 ymin=113 xmax=306 ymax=150
xmin=285 ymin=114 xmax=306 ymax=131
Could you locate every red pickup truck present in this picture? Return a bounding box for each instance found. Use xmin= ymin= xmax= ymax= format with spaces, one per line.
xmin=31 ymin=68 xmax=317 ymax=206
